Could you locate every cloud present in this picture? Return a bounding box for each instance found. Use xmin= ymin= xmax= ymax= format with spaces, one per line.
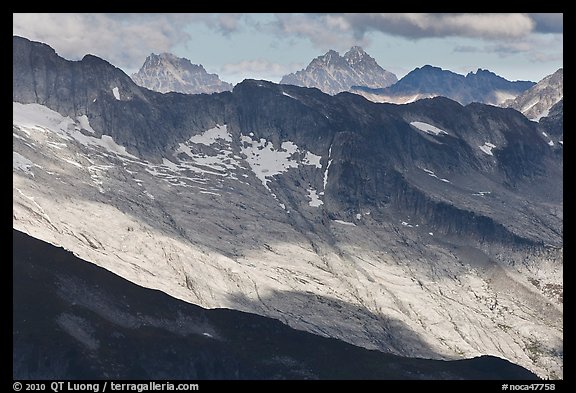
xmin=529 ymin=13 xmax=563 ymax=33
xmin=266 ymin=13 xmax=562 ymax=48
xmin=219 ymin=59 xmax=303 ymax=83
xmin=12 ymin=13 xmax=244 ymax=71
xmin=265 ymin=13 xmax=369 ymax=51
xmin=340 ymin=13 xmax=538 ymax=39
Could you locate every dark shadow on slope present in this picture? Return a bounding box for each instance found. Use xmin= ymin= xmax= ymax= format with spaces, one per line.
xmin=226 ymin=288 xmax=439 ymax=360
xmin=13 ymin=229 xmax=539 ymax=380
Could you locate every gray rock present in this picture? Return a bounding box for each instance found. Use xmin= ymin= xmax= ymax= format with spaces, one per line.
xmin=281 ymin=46 xmax=397 ymax=95
xmin=131 ymin=52 xmax=233 ymax=94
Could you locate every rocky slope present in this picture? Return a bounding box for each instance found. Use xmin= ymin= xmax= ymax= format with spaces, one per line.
xmin=14 ymin=229 xmax=539 ymax=380
xmin=504 ymin=69 xmax=563 ymax=121
xmin=13 ymin=36 xmax=563 ymax=378
xmin=131 ymin=52 xmax=232 ymax=94
xmin=351 ymin=66 xmax=535 ymax=105
xmin=280 ymin=46 xmax=397 ymax=95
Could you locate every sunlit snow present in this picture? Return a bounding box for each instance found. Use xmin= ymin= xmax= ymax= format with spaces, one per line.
xmin=112 ymin=87 xmax=120 ymax=100
xmin=410 ymin=121 xmax=448 ymax=136
xmin=308 ymin=188 xmax=324 ymax=207
xmin=282 ymin=91 xmax=297 ymax=100
xmin=421 ymin=168 xmax=450 ymax=183
xmin=188 ymin=125 xmax=232 ymax=145
xmin=13 ymin=103 xmax=137 ymax=160
xmin=479 ymin=142 xmax=496 ymax=156
xmin=240 ymin=134 xmax=322 ymax=191
xmin=77 ymin=115 xmax=96 ymax=134
xmin=324 ymin=145 xmax=333 ymax=190
xmin=333 ymin=219 xmax=356 ymax=226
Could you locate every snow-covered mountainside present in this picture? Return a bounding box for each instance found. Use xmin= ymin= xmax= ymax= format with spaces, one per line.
xmin=351 ymin=65 xmax=535 ymax=105
xmin=131 ymin=52 xmax=232 ymax=94
xmin=13 ymin=229 xmax=539 ymax=379
xmin=280 ymin=46 xmax=397 ymax=95
xmin=504 ymin=69 xmax=563 ymax=121
xmin=13 ymin=36 xmax=563 ymax=379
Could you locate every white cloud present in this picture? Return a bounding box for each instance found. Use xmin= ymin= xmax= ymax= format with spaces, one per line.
xmin=454 ymin=34 xmax=563 ymax=63
xmin=12 ymin=13 xmax=245 ymax=72
xmin=267 ymin=13 xmax=562 ymax=46
xmin=268 ymin=13 xmax=369 ymax=51
xmin=219 ymin=59 xmax=303 ymax=84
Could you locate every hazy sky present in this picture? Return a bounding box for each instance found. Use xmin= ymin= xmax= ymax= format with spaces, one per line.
xmin=13 ymin=13 xmax=563 ymax=85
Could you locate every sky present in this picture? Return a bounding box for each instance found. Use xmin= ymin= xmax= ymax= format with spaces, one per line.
xmin=13 ymin=13 xmax=563 ymax=85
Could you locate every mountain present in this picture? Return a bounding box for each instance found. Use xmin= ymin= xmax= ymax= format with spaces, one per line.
xmin=13 ymin=36 xmax=563 ymax=379
xmin=280 ymin=46 xmax=397 ymax=95
xmin=539 ymin=99 xmax=563 ymax=140
xmin=504 ymin=69 xmax=563 ymax=121
xmin=131 ymin=52 xmax=233 ymax=94
xmin=351 ymin=65 xmax=535 ymax=105
xmin=13 ymin=229 xmax=539 ymax=379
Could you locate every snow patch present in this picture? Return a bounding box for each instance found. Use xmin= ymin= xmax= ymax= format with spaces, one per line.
xmin=308 ymin=188 xmax=324 ymax=207
xmin=421 ymin=168 xmax=450 ymax=183
xmin=240 ymin=134 xmax=322 ymax=192
xmin=77 ymin=115 xmax=96 ymax=134
xmin=479 ymin=142 xmax=496 ymax=156
xmin=355 ymin=213 xmax=361 ymax=220
xmin=410 ymin=121 xmax=448 ymax=136
xmin=199 ymin=190 xmax=221 ymax=197
xmin=333 ymin=219 xmax=356 ymax=227
xmin=13 ymin=102 xmax=137 ymax=160
xmin=324 ymin=145 xmax=333 ymax=190
xmin=282 ymin=91 xmax=297 ymax=100
xmin=548 ymin=140 xmax=554 ymax=147
xmin=112 ymin=87 xmax=120 ymax=100
xmin=188 ymin=125 xmax=232 ymax=145
xmin=303 ymin=151 xmax=322 ymax=168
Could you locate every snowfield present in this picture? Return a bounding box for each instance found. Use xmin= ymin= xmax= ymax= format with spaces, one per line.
xmin=410 ymin=121 xmax=448 ymax=136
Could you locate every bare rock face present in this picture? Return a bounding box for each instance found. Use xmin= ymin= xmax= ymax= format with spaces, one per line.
xmin=13 ymin=229 xmax=539 ymax=380
xmin=131 ymin=53 xmax=233 ymax=95
xmin=504 ymin=69 xmax=563 ymax=121
xmin=281 ymin=46 xmax=397 ymax=95
xmin=13 ymin=36 xmax=563 ymax=379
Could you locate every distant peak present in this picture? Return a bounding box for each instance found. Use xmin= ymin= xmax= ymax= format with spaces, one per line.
xmin=347 ymin=46 xmax=366 ymax=54
xmin=131 ymin=52 xmax=232 ymax=94
xmin=280 ymin=46 xmax=397 ymax=94
xmin=321 ymin=50 xmax=341 ymax=60
xmin=468 ymin=68 xmax=497 ymax=77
